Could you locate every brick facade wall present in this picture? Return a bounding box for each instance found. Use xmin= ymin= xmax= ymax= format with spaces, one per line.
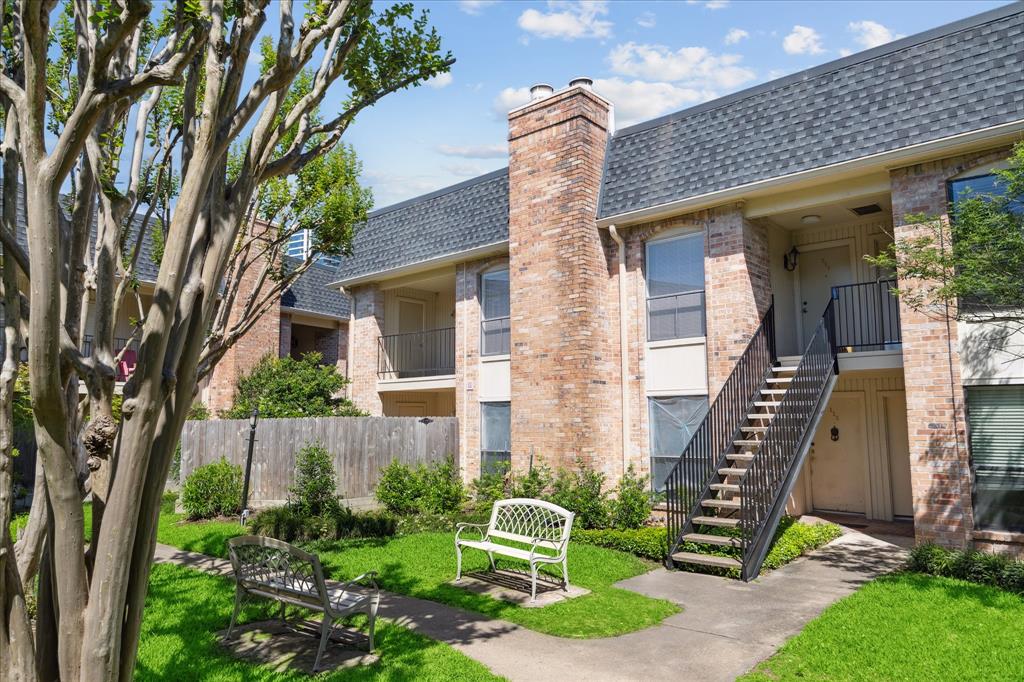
xmin=890 ymin=146 xmax=1011 ymax=550
xmin=507 ymin=86 xmax=622 ymax=478
xmin=315 ymin=323 xmax=348 ymax=377
xmin=348 ymin=284 xmax=384 ymax=416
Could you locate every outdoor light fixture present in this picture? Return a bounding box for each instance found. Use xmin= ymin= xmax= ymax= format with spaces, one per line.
xmin=830 ymin=425 xmax=840 ymax=442
xmin=800 ymin=214 xmax=821 ymax=224
xmin=783 ymin=245 xmax=800 ymax=271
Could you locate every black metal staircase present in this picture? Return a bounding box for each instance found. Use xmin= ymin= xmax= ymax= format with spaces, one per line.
xmin=665 ymin=299 xmax=840 ymax=580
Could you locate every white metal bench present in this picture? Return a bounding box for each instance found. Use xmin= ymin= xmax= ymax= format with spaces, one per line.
xmin=226 ymin=535 xmax=379 ymax=672
xmin=455 ymin=498 xmax=575 ymax=601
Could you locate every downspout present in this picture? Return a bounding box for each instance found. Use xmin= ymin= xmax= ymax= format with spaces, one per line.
xmin=346 ymin=303 xmax=355 ymax=399
xmin=608 ymin=225 xmax=630 ymax=476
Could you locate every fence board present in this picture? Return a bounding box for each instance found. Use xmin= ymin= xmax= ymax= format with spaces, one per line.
xmin=180 ymin=416 xmax=458 ymax=506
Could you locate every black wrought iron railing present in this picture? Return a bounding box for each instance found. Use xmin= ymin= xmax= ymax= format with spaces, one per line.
xmin=481 ymin=316 xmax=511 ymax=356
xmin=738 ymin=299 xmax=839 ymax=580
xmin=647 ymin=290 xmax=706 ymax=341
xmin=378 ymin=327 xmax=455 ymax=380
xmin=831 ymin=279 xmax=901 ymax=352
xmin=664 ymin=303 xmax=777 ymax=556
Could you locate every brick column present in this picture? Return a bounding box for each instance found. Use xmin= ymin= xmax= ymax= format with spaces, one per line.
xmin=315 ymin=323 xmax=347 ymax=376
xmin=507 ymin=83 xmax=620 ymax=478
xmin=349 ymin=284 xmax=384 ymax=415
xmin=889 ymin=148 xmax=1008 ymax=549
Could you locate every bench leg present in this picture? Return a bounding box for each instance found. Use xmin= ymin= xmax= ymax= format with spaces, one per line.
xmin=530 ymin=562 xmax=538 ymax=602
xmin=367 ymin=593 xmax=380 ymax=653
xmin=279 ymin=600 xmax=288 ymax=626
xmin=562 ymin=558 xmax=570 ymax=592
xmin=314 ymin=615 xmax=333 ymax=673
xmin=226 ymin=586 xmax=244 ymax=639
xmin=487 ymin=551 xmax=496 ymax=572
xmin=455 ymin=544 xmax=463 ymax=582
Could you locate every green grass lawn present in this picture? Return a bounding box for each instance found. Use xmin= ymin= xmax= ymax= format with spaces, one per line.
xmin=137 ymin=562 xmax=503 ymax=681
xmin=153 ymin=514 xmax=678 ymax=639
xmin=741 ymin=572 xmax=1024 ymax=682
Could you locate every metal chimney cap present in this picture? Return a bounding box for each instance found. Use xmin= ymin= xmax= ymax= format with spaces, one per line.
xmin=530 ymin=83 xmax=554 ymax=100
xmin=569 ymin=77 xmax=593 ymax=91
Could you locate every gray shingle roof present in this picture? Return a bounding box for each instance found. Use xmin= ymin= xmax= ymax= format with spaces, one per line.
xmin=281 ymin=260 xmax=351 ymax=318
xmin=598 ymin=3 xmax=1024 ymax=219
xmin=332 ymin=167 xmax=509 ymax=282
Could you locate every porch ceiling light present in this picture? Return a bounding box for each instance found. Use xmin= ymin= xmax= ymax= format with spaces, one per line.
xmin=800 ymin=214 xmax=821 ymax=224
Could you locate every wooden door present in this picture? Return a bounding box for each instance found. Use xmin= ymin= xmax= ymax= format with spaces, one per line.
xmin=810 ymin=393 xmax=867 ymax=514
xmin=798 ymin=244 xmax=853 ymax=347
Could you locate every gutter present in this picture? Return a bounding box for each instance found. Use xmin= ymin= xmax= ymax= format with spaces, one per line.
xmin=597 ymin=119 xmax=1024 ymax=228
xmin=328 ymin=240 xmax=509 ymax=290
xmin=607 ymin=225 xmax=631 ymax=476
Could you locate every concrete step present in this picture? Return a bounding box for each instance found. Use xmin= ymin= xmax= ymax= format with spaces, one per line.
xmin=710 ymin=483 xmax=740 ymax=493
xmin=726 ymin=452 xmax=754 ymax=462
xmin=691 ymin=515 xmax=740 ymax=528
xmin=682 ymin=532 xmax=743 ymax=548
xmin=754 ymin=401 xmax=782 ymax=408
xmin=718 ymin=467 xmax=748 ymax=477
xmin=766 ymin=377 xmax=793 ymax=384
xmin=741 ymin=425 xmax=769 ymax=433
xmin=773 ymin=365 xmax=800 ymax=373
xmin=779 ymin=355 xmax=802 ymax=364
xmin=734 ymin=439 xmax=762 ymax=447
xmin=671 ymin=551 xmax=742 ymax=570
xmin=702 ymin=498 xmax=741 ymax=510
xmin=761 ymin=389 xmax=787 ymax=395
xmin=747 ymin=413 xmax=773 ymax=420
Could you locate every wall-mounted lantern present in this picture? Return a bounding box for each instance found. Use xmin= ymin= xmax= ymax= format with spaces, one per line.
xmin=783 ymin=246 xmax=801 ymax=272
xmin=830 ymin=425 xmax=840 ymax=442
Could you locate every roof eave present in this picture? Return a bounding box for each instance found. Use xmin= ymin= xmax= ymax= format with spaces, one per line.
xmin=329 ymin=240 xmax=510 ymax=290
xmin=597 ymin=119 xmax=1024 ymax=228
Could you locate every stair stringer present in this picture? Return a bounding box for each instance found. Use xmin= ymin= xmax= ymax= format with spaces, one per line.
xmin=739 ymin=371 xmax=838 ymax=582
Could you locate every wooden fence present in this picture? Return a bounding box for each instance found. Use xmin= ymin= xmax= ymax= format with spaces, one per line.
xmin=180 ymin=416 xmax=458 ymax=506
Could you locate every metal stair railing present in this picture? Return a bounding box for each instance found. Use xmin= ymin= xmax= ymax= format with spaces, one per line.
xmin=664 ymin=302 xmax=777 ymax=559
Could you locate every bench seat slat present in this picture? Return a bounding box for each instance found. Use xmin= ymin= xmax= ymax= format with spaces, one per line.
xmin=455 ymin=539 xmax=560 ymax=562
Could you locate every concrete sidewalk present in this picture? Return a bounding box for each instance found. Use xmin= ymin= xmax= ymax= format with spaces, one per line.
xmin=153 ymin=529 xmax=906 ymax=682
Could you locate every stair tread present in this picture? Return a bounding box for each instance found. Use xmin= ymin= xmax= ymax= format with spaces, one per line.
xmin=710 ymin=483 xmax=740 ymax=492
xmin=718 ymin=467 xmax=748 ymax=476
xmin=741 ymin=426 xmax=769 ymax=432
xmin=773 ymin=366 xmax=800 ymax=372
xmin=734 ymin=439 xmax=762 ymax=445
xmin=692 ymin=515 xmax=741 ymax=528
xmin=702 ymin=498 xmax=741 ymax=509
xmin=761 ymin=389 xmax=787 ymax=394
xmin=683 ymin=532 xmax=743 ymax=548
xmin=727 ymin=453 xmax=754 ymax=461
xmin=766 ymin=377 xmax=793 ymax=383
xmin=747 ymin=413 xmax=773 ymax=419
xmin=671 ymin=551 xmax=742 ymax=569
xmin=754 ymin=401 xmax=781 ymax=407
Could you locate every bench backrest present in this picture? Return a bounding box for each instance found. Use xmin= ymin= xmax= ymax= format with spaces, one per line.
xmin=487 ymin=498 xmax=575 ymax=551
xmin=227 ymin=535 xmax=328 ymax=609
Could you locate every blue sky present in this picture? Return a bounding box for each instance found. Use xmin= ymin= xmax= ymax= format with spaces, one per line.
xmin=342 ymin=0 xmax=1011 ymax=208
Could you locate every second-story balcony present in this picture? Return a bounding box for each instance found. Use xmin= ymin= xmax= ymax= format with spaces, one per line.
xmin=830 ymin=279 xmax=902 ymax=353
xmin=378 ymin=327 xmax=455 ymax=380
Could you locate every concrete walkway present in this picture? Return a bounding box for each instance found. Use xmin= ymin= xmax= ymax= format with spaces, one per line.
xmin=153 ymin=529 xmax=906 ymax=682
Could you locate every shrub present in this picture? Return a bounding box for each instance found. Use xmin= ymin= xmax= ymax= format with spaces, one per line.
xmin=609 ymin=465 xmax=652 ymax=530
xmin=290 ymin=442 xmax=340 ymax=517
xmin=250 ymin=504 xmax=396 ymax=543
xmin=548 ymin=459 xmax=608 ymax=529
xmin=161 ymin=490 xmax=179 ymax=514
xmin=511 ymin=462 xmax=553 ymax=499
xmin=761 ymin=517 xmax=842 ymax=570
xmin=907 ymin=542 xmax=1024 ymax=595
xmin=574 ymin=526 xmax=668 ymax=562
xmin=375 ymin=460 xmax=423 ymax=515
xmin=224 ymin=353 xmax=365 ymax=419
xmin=472 ymin=462 xmax=510 ymax=504
xmin=180 ymin=458 xmax=242 ymax=519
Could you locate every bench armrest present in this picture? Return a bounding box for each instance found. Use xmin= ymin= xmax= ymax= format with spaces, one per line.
xmin=455 ymin=522 xmax=489 ymax=543
xmin=528 ymin=537 xmax=563 ymax=561
xmin=344 ymin=571 xmax=379 ymax=591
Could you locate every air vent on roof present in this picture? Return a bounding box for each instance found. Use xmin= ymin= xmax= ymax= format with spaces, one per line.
xmin=849 ymin=203 xmax=883 ymax=216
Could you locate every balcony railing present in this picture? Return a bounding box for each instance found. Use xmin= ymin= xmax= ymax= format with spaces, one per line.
xmin=378 ymin=327 xmax=455 ymax=380
xmin=831 ymin=279 xmax=902 ymax=352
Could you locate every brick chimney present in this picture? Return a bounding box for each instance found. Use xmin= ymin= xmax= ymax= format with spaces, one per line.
xmin=507 ymin=80 xmax=620 ymax=476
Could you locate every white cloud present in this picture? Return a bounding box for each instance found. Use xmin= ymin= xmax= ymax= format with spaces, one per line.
xmin=518 ymin=1 xmax=612 ymax=41
xmin=608 ymin=42 xmax=755 ymax=91
xmin=492 ymin=86 xmax=532 ymax=115
xmin=724 ymin=28 xmax=749 ymax=45
xmin=783 ymin=25 xmax=825 ymax=55
xmin=443 ymin=163 xmax=488 ymax=177
xmin=435 ymin=143 xmax=508 ymax=159
xmin=687 ymin=0 xmax=730 ymax=8
xmin=458 ymin=0 xmax=498 ymax=15
xmin=425 ymin=72 xmax=453 ymax=89
xmin=636 ymin=11 xmax=656 ymax=28
xmin=838 ymin=48 xmax=853 ymax=57
xmin=593 ymin=77 xmax=712 ymax=127
xmin=848 ymin=20 xmax=903 ymax=49
xmin=364 ymin=170 xmax=449 ymax=206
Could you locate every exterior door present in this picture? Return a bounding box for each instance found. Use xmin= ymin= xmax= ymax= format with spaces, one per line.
xmin=395 ymin=401 xmax=427 ymax=417
xmin=809 ymin=393 xmax=867 ymax=514
xmin=798 ymin=244 xmax=853 ymax=348
xmin=397 ymin=298 xmax=426 ymax=376
xmin=883 ymin=392 xmax=914 ymax=518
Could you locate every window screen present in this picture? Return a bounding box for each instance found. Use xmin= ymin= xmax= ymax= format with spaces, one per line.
xmin=649 ymin=395 xmax=709 ymax=492
xmin=646 ymin=233 xmax=706 ymax=341
xmin=481 ymin=401 xmax=511 ymax=474
xmin=481 ymin=270 xmax=511 ymax=356
xmin=967 ymin=385 xmax=1024 ymax=532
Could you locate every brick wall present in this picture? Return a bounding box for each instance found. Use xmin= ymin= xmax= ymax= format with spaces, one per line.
xmin=348 ymin=284 xmax=384 ymax=415
xmin=315 ymin=323 xmax=348 ymax=376
xmin=890 ymin=146 xmax=1010 ymax=549
xmin=507 ymin=85 xmax=622 ymax=479
xmin=279 ymin=314 xmax=292 ymax=358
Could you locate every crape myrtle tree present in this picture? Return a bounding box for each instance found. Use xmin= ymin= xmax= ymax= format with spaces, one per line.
xmin=0 ymin=1 xmax=450 ymax=679
xmin=867 ymin=142 xmax=1024 ymax=357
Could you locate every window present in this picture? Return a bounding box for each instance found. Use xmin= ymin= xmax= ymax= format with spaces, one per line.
xmin=646 ymin=232 xmax=706 ymax=341
xmin=481 ymin=269 xmax=511 ymax=356
xmin=648 ymin=395 xmax=709 ymax=491
xmin=967 ymin=385 xmax=1024 ymax=533
xmin=481 ymin=401 xmax=511 ymax=474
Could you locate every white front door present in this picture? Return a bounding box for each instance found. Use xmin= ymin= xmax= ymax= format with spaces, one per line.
xmin=809 ymin=393 xmax=867 ymax=514
xmin=798 ymin=244 xmax=853 ymax=348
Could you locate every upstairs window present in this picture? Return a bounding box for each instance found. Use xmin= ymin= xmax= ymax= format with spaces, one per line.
xmin=646 ymin=232 xmax=706 ymax=341
xmin=481 ymin=269 xmax=511 ymax=356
